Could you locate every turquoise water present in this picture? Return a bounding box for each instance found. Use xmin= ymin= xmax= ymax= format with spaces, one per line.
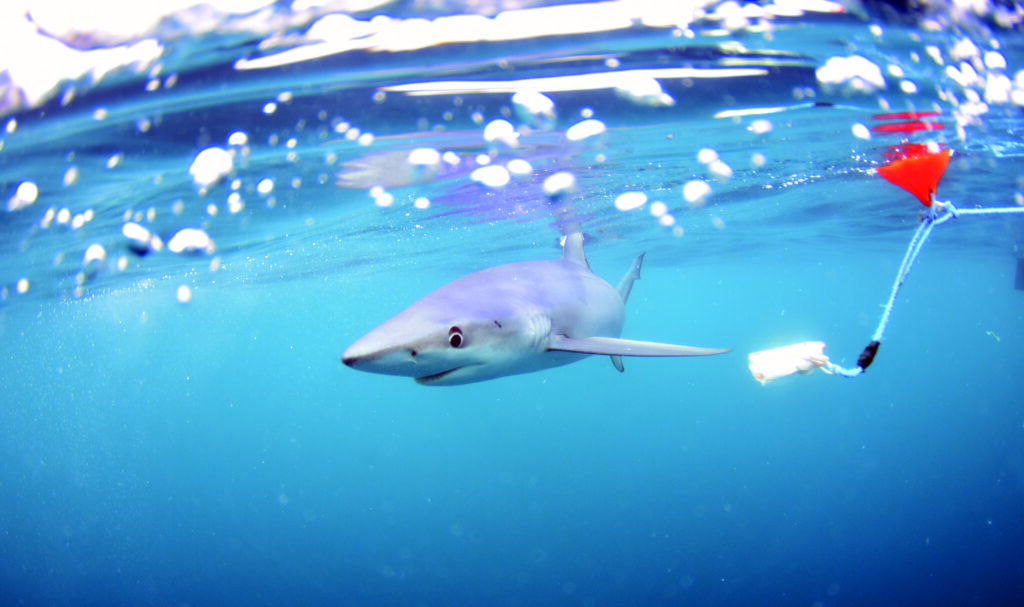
xmin=2 ymin=1 xmax=1024 ymax=605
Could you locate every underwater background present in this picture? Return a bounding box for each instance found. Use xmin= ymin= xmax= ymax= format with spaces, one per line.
xmin=1 ymin=1 xmax=1023 ymax=605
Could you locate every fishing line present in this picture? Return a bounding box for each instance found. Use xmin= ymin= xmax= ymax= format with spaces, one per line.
xmin=749 ymin=145 xmax=1024 ymax=384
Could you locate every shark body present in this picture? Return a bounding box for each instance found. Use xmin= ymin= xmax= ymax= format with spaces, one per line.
xmin=342 ymin=233 xmax=729 ymax=385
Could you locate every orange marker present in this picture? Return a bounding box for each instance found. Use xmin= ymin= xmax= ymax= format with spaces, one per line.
xmin=877 ymin=147 xmax=953 ymax=207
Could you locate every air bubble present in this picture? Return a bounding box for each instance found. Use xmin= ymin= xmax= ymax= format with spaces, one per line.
xmin=566 ymin=119 xmax=606 ymax=142
xmin=470 ymin=165 xmax=511 ymax=188
xmin=512 ymin=91 xmax=556 ymax=128
xmin=227 ymin=192 xmax=245 ymax=214
xmin=369 ymin=186 xmax=394 ymax=207
xmin=408 ymin=147 xmax=441 ymax=167
xmin=615 ymin=76 xmax=675 ymax=107
xmin=506 ymin=159 xmax=532 ymax=176
xmin=7 ymin=181 xmax=38 ymax=211
xmin=984 ymin=51 xmax=1007 ymax=70
xmin=83 ymin=243 xmax=107 ymax=268
xmin=708 ymin=160 xmax=733 ymax=179
xmin=168 ymin=227 xmax=215 ymax=254
xmin=189 ymin=147 xmax=233 ymax=187
xmin=543 ymin=172 xmax=576 ymax=197
xmin=683 ymin=180 xmax=711 ymax=205
xmin=484 ymin=119 xmax=518 ymax=148
xmin=614 ymin=191 xmax=647 ymax=211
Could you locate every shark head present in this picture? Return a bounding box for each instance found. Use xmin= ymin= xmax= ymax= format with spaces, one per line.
xmin=341 ymin=280 xmax=553 ymax=386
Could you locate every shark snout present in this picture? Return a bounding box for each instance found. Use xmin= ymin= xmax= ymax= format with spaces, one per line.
xmin=341 ymin=333 xmax=445 ymax=378
xmin=340 ymin=349 xmax=365 ymax=368
xmin=340 ymin=339 xmax=403 ymax=370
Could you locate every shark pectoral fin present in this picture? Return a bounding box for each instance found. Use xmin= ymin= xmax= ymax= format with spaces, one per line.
xmin=611 ymin=355 xmax=625 ymax=372
xmin=549 ymin=335 xmax=731 ymax=357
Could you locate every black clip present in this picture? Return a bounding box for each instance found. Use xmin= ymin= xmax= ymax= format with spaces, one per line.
xmin=857 ymin=341 xmax=881 ymax=371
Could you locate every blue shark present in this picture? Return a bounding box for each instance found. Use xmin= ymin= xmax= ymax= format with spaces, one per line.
xmin=342 ymin=233 xmax=729 ymax=385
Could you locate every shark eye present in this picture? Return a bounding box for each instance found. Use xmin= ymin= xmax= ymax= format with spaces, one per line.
xmin=448 ymin=326 xmax=464 ymax=348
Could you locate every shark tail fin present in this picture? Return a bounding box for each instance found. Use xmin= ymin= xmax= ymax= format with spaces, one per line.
xmin=562 ymin=233 xmax=590 ymax=269
xmin=617 ymin=253 xmax=644 ymax=303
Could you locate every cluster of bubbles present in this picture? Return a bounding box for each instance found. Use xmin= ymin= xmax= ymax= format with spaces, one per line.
xmin=350 ymin=82 xmax=750 ymax=242
xmin=609 ymin=143 xmax=740 ymax=238
xmin=1 ymin=90 xmax=344 ymax=303
xmin=817 ymin=21 xmax=1024 ymax=142
xmin=353 ymin=92 xmax=613 ymax=217
xmin=2 ymin=66 xmax=410 ymax=304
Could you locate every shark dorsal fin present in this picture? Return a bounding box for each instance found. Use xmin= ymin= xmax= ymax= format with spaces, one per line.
xmin=562 ymin=233 xmax=589 ymax=269
xmin=617 ymin=253 xmax=644 ymax=303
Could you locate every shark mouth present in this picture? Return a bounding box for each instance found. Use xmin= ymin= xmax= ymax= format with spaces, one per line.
xmin=414 ymin=363 xmax=481 ymax=385
xmin=414 ymin=367 xmax=463 ymax=385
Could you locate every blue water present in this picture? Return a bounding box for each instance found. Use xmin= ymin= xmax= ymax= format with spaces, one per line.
xmin=2 ymin=1 xmax=1024 ymax=605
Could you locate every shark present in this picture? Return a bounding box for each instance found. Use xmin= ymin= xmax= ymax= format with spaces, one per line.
xmin=342 ymin=233 xmax=729 ymax=385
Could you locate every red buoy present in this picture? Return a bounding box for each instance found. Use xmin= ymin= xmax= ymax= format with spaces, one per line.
xmin=877 ymin=147 xmax=952 ymax=207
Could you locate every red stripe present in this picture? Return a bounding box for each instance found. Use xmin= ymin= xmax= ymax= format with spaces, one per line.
xmin=870 ymin=121 xmax=944 ymax=134
xmin=872 ymin=111 xmax=942 ymax=120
